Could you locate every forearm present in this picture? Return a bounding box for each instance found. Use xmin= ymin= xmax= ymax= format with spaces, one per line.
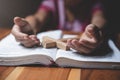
xmin=24 ymin=15 xmax=40 ymax=34
xmin=91 ymin=10 xmax=106 ymax=29
xmin=25 ymin=9 xmax=48 ymax=34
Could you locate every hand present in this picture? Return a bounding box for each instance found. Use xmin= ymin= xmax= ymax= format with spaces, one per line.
xmin=11 ymin=17 xmax=40 ymax=47
xmin=67 ymin=24 xmax=103 ymax=54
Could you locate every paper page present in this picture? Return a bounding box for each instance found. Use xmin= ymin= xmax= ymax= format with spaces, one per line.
xmin=0 ymin=30 xmax=62 ymax=63
xmin=63 ymin=34 xmax=78 ymax=38
xmin=56 ymin=40 xmax=120 ymax=63
xmin=37 ymin=30 xmax=62 ymax=42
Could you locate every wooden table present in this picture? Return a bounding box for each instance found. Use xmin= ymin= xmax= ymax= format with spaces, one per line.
xmin=0 ymin=28 xmax=120 ymax=80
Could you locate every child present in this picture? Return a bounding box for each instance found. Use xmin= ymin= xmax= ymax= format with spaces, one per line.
xmin=11 ymin=0 xmax=106 ymax=54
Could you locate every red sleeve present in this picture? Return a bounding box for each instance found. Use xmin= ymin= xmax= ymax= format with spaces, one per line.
xmin=38 ymin=0 xmax=55 ymax=13
xmin=92 ymin=2 xmax=103 ymax=14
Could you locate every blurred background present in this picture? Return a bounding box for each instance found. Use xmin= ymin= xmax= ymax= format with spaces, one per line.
xmin=0 ymin=0 xmax=119 ymax=48
xmin=0 ymin=0 xmax=119 ymax=31
xmin=0 ymin=0 xmax=42 ymax=28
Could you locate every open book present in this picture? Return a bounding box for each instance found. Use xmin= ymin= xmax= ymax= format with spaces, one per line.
xmin=0 ymin=30 xmax=120 ymax=69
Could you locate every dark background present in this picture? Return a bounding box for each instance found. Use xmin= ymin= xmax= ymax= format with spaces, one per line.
xmin=0 ymin=0 xmax=119 ymax=33
xmin=0 ymin=0 xmax=42 ymax=28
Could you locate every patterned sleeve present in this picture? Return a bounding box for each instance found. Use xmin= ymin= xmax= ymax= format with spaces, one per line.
xmin=38 ymin=0 xmax=55 ymax=13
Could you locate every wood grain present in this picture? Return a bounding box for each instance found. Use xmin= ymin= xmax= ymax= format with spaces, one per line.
xmin=5 ymin=67 xmax=24 ymax=80
xmin=81 ymin=69 xmax=120 ymax=80
xmin=0 ymin=67 xmax=15 ymax=80
xmin=0 ymin=28 xmax=11 ymax=40
xmin=68 ymin=69 xmax=81 ymax=80
xmin=17 ymin=67 xmax=71 ymax=80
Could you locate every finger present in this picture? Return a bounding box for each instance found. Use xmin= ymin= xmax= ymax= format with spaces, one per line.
xmin=80 ymin=33 xmax=98 ymax=46
xmin=67 ymin=39 xmax=72 ymax=45
xmin=16 ymin=32 xmax=29 ymax=40
xmin=67 ymin=39 xmax=79 ymax=50
xmin=24 ymin=41 xmax=39 ymax=47
xmin=21 ymin=38 xmax=40 ymax=47
xmin=71 ymin=39 xmax=80 ymax=50
xmin=14 ymin=17 xmax=28 ymax=27
xmin=79 ymin=39 xmax=97 ymax=49
xmin=12 ymin=25 xmax=29 ymax=40
xmin=29 ymin=35 xmax=40 ymax=46
xmin=71 ymin=40 xmax=91 ymax=54
xmin=27 ymin=40 xmax=40 ymax=47
xmin=67 ymin=39 xmax=77 ymax=49
xmin=85 ymin=24 xmax=101 ymax=40
xmin=29 ymin=35 xmax=39 ymax=41
xmin=21 ymin=36 xmax=39 ymax=44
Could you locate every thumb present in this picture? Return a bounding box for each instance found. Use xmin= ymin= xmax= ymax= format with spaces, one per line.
xmin=16 ymin=32 xmax=29 ymax=40
xmin=85 ymin=24 xmax=102 ymax=40
xmin=14 ymin=17 xmax=28 ymax=27
xmin=12 ymin=25 xmax=29 ymax=39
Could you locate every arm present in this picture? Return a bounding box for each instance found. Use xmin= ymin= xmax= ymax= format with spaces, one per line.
xmin=91 ymin=2 xmax=106 ymax=29
xmin=91 ymin=9 xmax=106 ymax=29
xmin=67 ymin=2 xmax=107 ymax=54
xmin=24 ymin=9 xmax=49 ymax=34
xmin=11 ymin=0 xmax=54 ymax=47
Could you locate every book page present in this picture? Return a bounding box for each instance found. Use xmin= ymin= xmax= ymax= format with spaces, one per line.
xmin=56 ymin=39 xmax=120 ymax=63
xmin=37 ymin=30 xmax=62 ymax=42
xmin=0 ymin=30 xmax=62 ymax=65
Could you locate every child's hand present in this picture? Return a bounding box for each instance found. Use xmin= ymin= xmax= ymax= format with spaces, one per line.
xmin=67 ymin=24 xmax=103 ymax=54
xmin=11 ymin=17 xmax=40 ymax=47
